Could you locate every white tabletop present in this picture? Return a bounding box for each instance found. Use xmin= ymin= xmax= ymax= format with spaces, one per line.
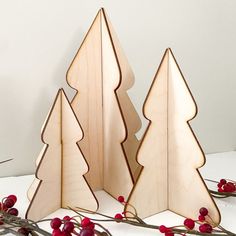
xmin=1 ymin=151 xmax=236 ymax=235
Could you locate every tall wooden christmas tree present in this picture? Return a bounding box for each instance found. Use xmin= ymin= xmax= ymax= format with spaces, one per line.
xmin=125 ymin=48 xmax=220 ymax=224
xmin=66 ymin=8 xmax=141 ymax=198
xmin=26 ymin=89 xmax=98 ymax=221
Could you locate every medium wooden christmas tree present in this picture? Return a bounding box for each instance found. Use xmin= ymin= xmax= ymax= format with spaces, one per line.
xmin=125 ymin=48 xmax=220 ymax=224
xmin=66 ymin=8 xmax=140 ymax=198
xmin=26 ymin=89 xmax=98 ymax=221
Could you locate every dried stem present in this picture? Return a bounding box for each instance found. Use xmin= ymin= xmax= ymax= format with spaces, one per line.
xmin=204 ymin=179 xmax=236 ymax=198
xmin=0 ymin=159 xmax=13 ymax=164
xmin=73 ymin=207 xmax=236 ymax=236
xmin=0 ymin=211 xmax=51 ymax=236
xmin=209 ymin=190 xmax=236 ymax=198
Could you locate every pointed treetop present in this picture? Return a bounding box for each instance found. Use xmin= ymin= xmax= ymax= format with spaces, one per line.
xmin=41 ymin=88 xmax=83 ymax=144
xmin=144 ymin=48 xmax=197 ymax=121
xmin=66 ymin=7 xmax=133 ymax=91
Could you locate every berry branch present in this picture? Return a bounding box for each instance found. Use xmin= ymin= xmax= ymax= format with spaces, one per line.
xmin=68 ymin=205 xmax=236 ymax=236
xmin=0 ymin=195 xmax=51 ymax=235
xmin=46 ymin=195 xmax=236 ymax=236
xmin=205 ymin=179 xmax=236 ymax=198
xmin=1 ymin=193 xmax=236 ymax=236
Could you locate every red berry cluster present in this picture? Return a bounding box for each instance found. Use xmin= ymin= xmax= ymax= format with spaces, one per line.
xmin=0 ymin=195 xmax=30 ymax=235
xmin=80 ymin=217 xmax=95 ymax=236
xmin=198 ymin=208 xmax=213 ymax=233
xmin=0 ymin=195 xmax=18 ymax=216
xmin=51 ymin=216 xmax=74 ymax=236
xmin=217 ymin=179 xmax=236 ymax=192
xmin=159 ymin=225 xmax=174 ymax=236
xmin=158 ymin=207 xmax=213 ymax=235
xmin=158 ymin=218 xmax=196 ymax=236
xmin=115 ymin=196 xmax=126 ymax=222
xmin=50 ymin=216 xmax=95 ymax=236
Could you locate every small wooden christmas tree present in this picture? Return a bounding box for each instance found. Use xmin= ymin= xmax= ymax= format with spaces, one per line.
xmin=66 ymin=8 xmax=140 ymax=198
xmin=26 ymin=89 xmax=98 ymax=221
xmin=125 ymin=48 xmax=220 ymax=224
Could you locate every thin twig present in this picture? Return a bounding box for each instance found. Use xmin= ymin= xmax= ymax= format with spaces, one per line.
xmin=94 ymin=223 xmax=112 ymax=236
xmin=209 ymin=190 xmax=236 ymax=198
xmin=72 ymin=207 xmax=236 ymax=236
xmin=1 ymin=211 xmax=51 ymax=236
xmin=0 ymin=158 xmax=13 ymax=164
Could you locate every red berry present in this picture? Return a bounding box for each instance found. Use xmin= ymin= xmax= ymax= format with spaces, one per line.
xmin=205 ymin=224 xmax=213 ymax=233
xmin=117 ymin=196 xmax=125 ymax=203
xmin=223 ymin=183 xmax=230 ymax=192
xmin=50 ymin=218 xmax=62 ymax=229
xmin=7 ymin=208 xmax=18 ymax=216
xmin=165 ymin=233 xmax=174 ymax=236
xmin=81 ymin=217 xmax=91 ymax=228
xmin=199 ymin=223 xmax=213 ymax=233
xmin=18 ymin=227 xmax=29 ymax=236
xmin=62 ymin=232 xmax=72 ymax=236
xmin=220 ymin=179 xmax=227 ymax=185
xmin=87 ymin=222 xmax=95 ymax=229
xmin=2 ymin=205 xmax=8 ymax=211
xmin=52 ymin=229 xmax=62 ymax=236
xmin=199 ymin=224 xmax=207 ymax=233
xmin=223 ymin=182 xmax=236 ymax=192
xmin=0 ymin=221 xmax=4 ymax=225
xmin=159 ymin=225 xmax=168 ymax=233
xmin=63 ymin=216 xmax=72 ymax=221
xmin=199 ymin=207 xmax=208 ymax=216
xmin=217 ymin=182 xmax=223 ymax=188
xmin=80 ymin=228 xmax=95 ymax=236
xmin=114 ymin=213 xmax=123 ymax=220
xmin=184 ymin=218 xmax=195 ymax=230
xmin=3 ymin=198 xmax=15 ymax=208
xmin=227 ymin=182 xmax=236 ymax=192
xmin=198 ymin=215 xmax=205 ymax=222
xmin=63 ymin=221 xmax=74 ymax=233
xmin=218 ymin=188 xmax=224 ymax=192
xmin=7 ymin=195 xmax=17 ymax=203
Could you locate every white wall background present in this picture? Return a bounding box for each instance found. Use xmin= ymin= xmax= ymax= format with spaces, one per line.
xmin=0 ymin=0 xmax=236 ymax=177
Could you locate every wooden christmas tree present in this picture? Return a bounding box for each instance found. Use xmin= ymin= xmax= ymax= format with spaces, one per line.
xmin=125 ymin=48 xmax=220 ymax=224
xmin=66 ymin=8 xmax=141 ymax=198
xmin=26 ymin=89 xmax=98 ymax=221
